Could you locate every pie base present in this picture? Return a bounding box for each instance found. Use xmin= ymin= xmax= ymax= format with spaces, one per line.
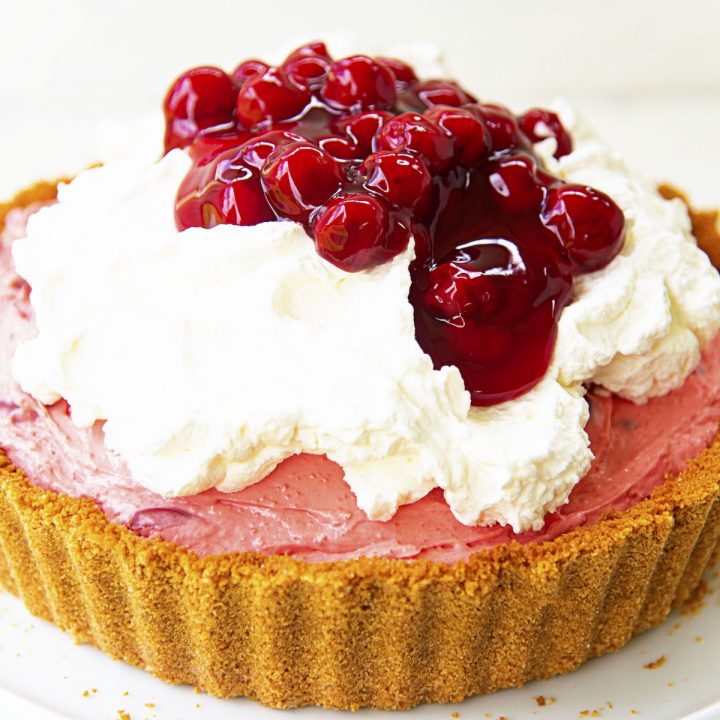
xmin=0 ymin=183 xmax=718 ymax=710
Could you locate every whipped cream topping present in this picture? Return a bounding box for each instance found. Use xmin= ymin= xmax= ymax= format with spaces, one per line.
xmin=540 ymin=100 xmax=720 ymax=403
xmin=5 ymin=207 xmax=720 ymax=563
xmin=10 ymin=106 xmax=720 ymax=533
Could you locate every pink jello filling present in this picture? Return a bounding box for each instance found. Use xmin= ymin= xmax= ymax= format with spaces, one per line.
xmin=2 ymin=205 xmax=720 ymax=563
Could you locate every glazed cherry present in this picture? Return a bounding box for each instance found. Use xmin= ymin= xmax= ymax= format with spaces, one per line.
xmin=284 ymin=41 xmax=332 ymax=62
xmin=421 ymin=261 xmax=495 ymax=320
xmin=377 ymin=112 xmax=454 ymax=172
xmin=336 ymin=110 xmax=393 ymax=156
xmin=542 ymin=184 xmax=625 ymax=273
xmin=262 ymin=142 xmax=343 ymax=222
xmin=188 ymin=127 xmax=251 ymax=163
xmin=487 ymin=154 xmax=545 ymax=213
xmin=317 ymin=135 xmax=360 ymax=160
xmin=322 ymin=56 xmax=397 ymax=111
xmin=424 ymin=106 xmax=490 ymax=165
xmin=282 ymin=43 xmax=332 ymax=91
xmin=313 ymin=194 xmax=408 ymax=271
xmin=413 ymin=237 xmax=573 ymax=405
xmin=175 ymin=148 xmax=275 ymax=230
xmin=163 ymin=66 xmax=237 ymax=152
xmin=284 ymin=56 xmax=330 ymax=90
xmin=361 ymin=150 xmax=432 ymax=215
xmin=377 ymin=57 xmax=418 ymax=87
xmin=236 ymin=67 xmax=310 ymax=129
xmin=412 ymin=80 xmax=476 ymax=108
xmin=231 ymin=60 xmax=270 ymax=87
xmin=519 ymin=109 xmax=573 ymax=158
xmin=239 ymin=129 xmax=305 ymax=168
xmin=471 ymin=103 xmax=525 ymax=154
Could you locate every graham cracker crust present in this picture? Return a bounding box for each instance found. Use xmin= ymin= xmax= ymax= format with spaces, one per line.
xmin=0 ymin=182 xmax=718 ymax=710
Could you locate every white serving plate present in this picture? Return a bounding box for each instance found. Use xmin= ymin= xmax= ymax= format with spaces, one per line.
xmin=0 ymin=563 xmax=718 ymax=720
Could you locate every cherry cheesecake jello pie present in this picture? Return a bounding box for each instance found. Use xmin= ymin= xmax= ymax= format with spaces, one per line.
xmin=1 ymin=41 xmax=720 ymax=709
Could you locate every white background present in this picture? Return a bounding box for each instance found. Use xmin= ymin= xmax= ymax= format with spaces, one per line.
xmin=1 ymin=0 xmax=719 ymax=204
xmin=0 ymin=0 xmax=719 ymax=718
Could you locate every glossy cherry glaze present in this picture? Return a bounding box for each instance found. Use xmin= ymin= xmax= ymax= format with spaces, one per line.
xmin=165 ymin=42 xmax=625 ymax=406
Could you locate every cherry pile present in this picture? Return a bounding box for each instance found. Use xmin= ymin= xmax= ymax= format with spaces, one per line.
xmin=164 ymin=42 xmax=625 ymax=406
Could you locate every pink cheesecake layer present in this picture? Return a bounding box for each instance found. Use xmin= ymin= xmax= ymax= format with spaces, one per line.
xmin=2 ymin=206 xmax=720 ymax=563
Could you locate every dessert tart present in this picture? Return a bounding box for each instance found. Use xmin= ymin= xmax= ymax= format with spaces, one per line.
xmin=1 ymin=42 xmax=720 ymax=710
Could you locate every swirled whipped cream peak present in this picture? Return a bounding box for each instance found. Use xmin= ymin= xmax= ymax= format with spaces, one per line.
xmin=541 ymin=99 xmax=720 ymax=403
xmin=10 ymin=43 xmax=720 ymax=533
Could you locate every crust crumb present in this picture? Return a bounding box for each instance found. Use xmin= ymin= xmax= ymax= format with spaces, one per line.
xmin=643 ymin=655 xmax=666 ymax=670
xmin=117 ymin=712 xmax=131 ymax=720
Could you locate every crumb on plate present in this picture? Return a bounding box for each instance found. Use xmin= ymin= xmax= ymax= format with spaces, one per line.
xmin=643 ymin=655 xmax=666 ymax=670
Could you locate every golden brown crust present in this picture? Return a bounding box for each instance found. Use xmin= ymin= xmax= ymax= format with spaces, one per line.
xmin=0 ymin=183 xmax=719 ymax=709
xmin=0 ymin=179 xmax=70 ymax=229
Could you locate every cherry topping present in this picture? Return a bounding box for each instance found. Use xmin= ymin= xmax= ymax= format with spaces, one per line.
xmin=284 ymin=41 xmax=332 ymax=62
xmin=377 ymin=112 xmax=454 ymax=172
xmin=413 ymin=237 xmax=573 ymax=405
xmin=313 ymin=194 xmax=409 ymax=271
xmin=188 ymin=127 xmax=251 ymax=163
xmin=424 ymin=106 xmax=490 ymax=165
xmin=317 ymin=135 xmax=360 ymax=160
xmin=175 ymin=148 xmax=275 ymax=230
xmin=235 ymin=67 xmax=310 ymax=129
xmin=166 ymin=47 xmax=626 ymax=407
xmin=282 ymin=43 xmax=332 ymax=91
xmin=361 ymin=150 xmax=432 ymax=215
xmin=471 ymin=103 xmax=525 ymax=153
xmin=377 ymin=57 xmax=418 ymax=88
xmin=487 ymin=154 xmax=545 ymax=213
xmin=262 ymin=142 xmax=342 ymax=222
xmin=285 ymin=56 xmax=330 ymax=91
xmin=232 ymin=60 xmax=270 ymax=87
xmin=163 ymin=67 xmax=237 ymax=152
xmin=335 ymin=110 xmax=393 ymax=156
xmin=519 ymin=108 xmax=573 ymax=158
xmin=322 ymin=56 xmax=397 ymax=111
xmin=412 ymin=80 xmax=476 ymax=108
xmin=238 ymin=129 xmax=305 ymax=168
xmin=542 ymin=184 xmax=625 ymax=273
